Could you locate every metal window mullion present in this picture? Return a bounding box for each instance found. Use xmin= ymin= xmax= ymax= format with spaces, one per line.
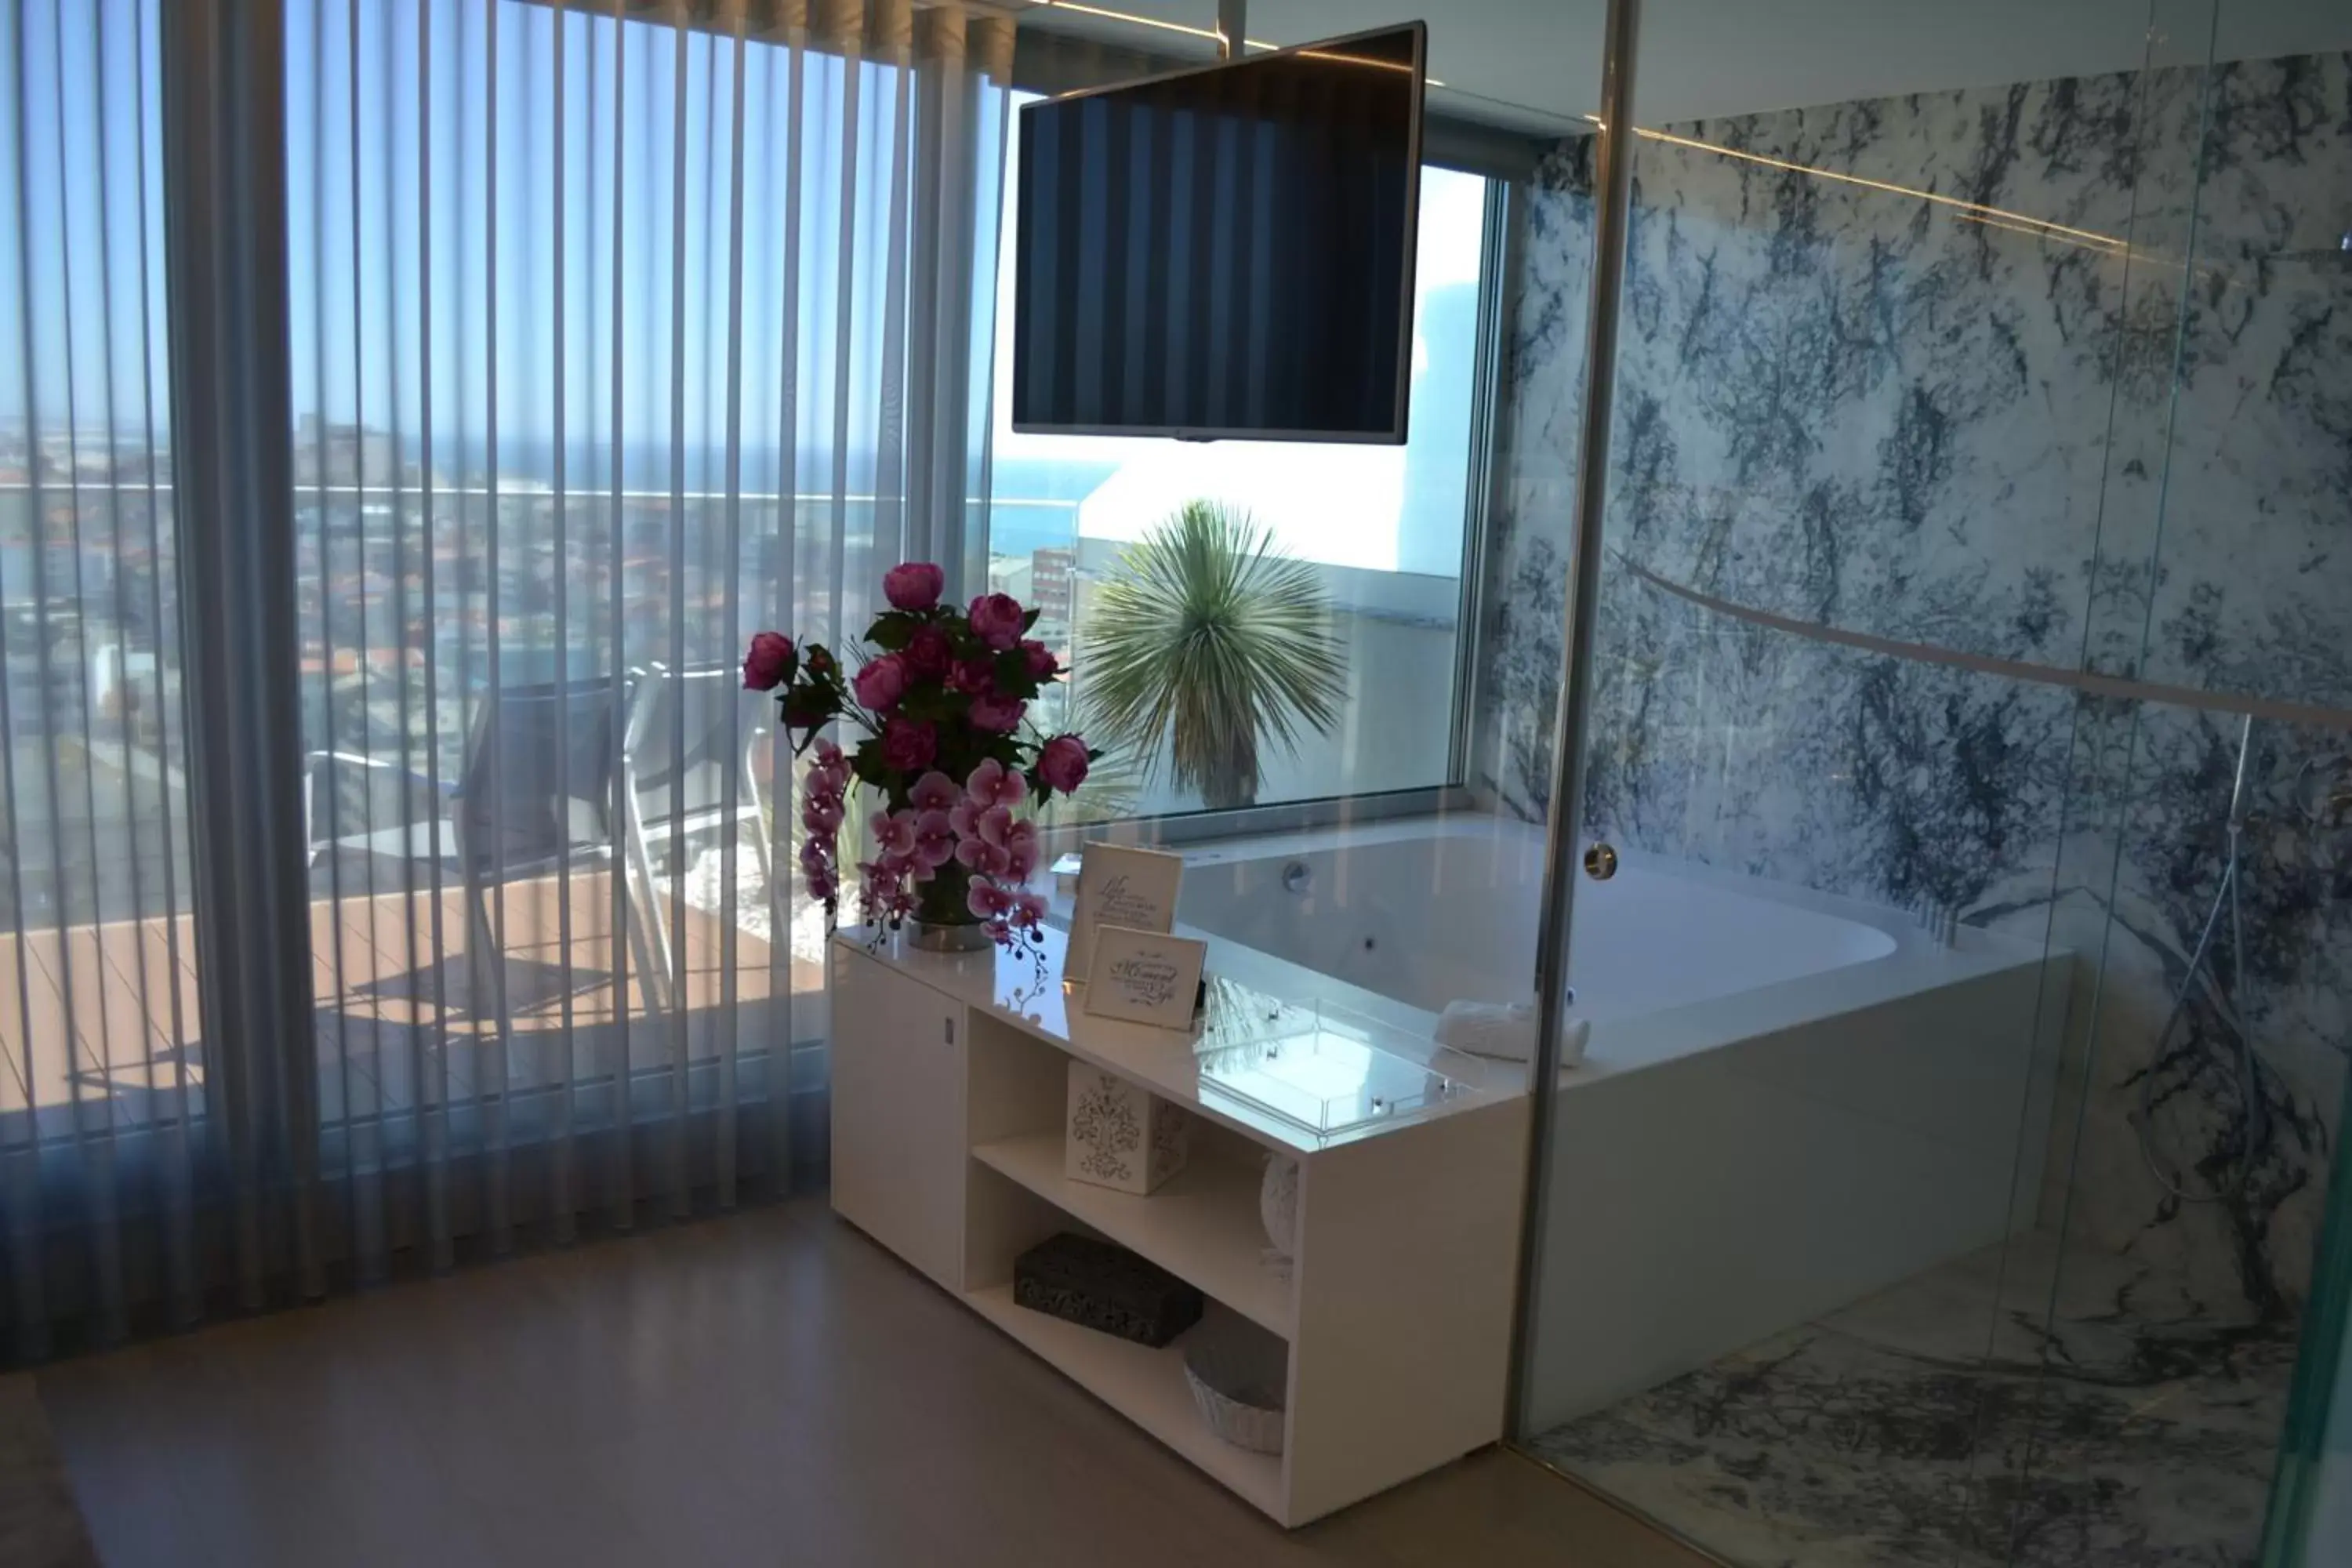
xmin=157 ymin=0 xmax=321 ymax=1308
xmin=129 ymin=0 xmax=197 ymax=1323
xmin=549 ymin=0 xmax=577 ymax=1240
xmin=1448 ymin=176 xmax=1514 ymax=793
xmin=715 ymin=0 xmax=748 ymax=1207
xmin=663 ymin=0 xmax=690 ymax=1219
xmin=604 ymin=0 xmax=633 ymax=1229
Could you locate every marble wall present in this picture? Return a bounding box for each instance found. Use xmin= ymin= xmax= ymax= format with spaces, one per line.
xmin=1480 ymin=53 xmax=2352 ymax=1317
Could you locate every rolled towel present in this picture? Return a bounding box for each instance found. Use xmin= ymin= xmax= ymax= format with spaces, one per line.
xmin=1434 ymin=1000 xmax=1591 ymax=1068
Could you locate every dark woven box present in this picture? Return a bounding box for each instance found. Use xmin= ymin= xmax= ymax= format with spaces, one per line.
xmin=1012 ymin=1232 xmax=1204 ymax=1348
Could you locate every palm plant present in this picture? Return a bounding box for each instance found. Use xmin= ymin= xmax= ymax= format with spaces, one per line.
xmin=1079 ymin=501 xmax=1347 ymax=811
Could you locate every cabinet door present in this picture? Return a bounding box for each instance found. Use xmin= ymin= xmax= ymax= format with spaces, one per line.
xmin=829 ymin=947 xmax=967 ymax=1290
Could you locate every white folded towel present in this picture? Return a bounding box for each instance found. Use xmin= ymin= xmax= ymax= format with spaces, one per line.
xmin=1434 ymin=1000 xmax=1590 ymax=1068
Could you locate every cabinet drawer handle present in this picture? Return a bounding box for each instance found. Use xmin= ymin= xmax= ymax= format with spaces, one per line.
xmin=944 ymin=1017 xmax=955 ymax=1046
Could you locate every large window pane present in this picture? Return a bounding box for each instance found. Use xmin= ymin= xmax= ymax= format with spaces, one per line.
xmin=0 ymin=0 xmax=194 ymax=1143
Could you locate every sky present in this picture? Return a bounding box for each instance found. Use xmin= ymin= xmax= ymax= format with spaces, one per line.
xmin=4 ymin=0 xmax=1488 ymax=579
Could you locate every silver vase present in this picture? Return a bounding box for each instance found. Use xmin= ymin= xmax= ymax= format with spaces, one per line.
xmin=908 ymin=916 xmax=993 ymax=953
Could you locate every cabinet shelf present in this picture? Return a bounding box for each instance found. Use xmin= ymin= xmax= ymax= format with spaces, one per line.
xmin=967 ymin=1283 xmax=1284 ymax=1518
xmin=971 ymin=1131 xmax=1293 ymax=1339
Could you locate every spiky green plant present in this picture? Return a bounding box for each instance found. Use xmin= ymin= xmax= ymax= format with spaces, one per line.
xmin=1079 ymin=501 xmax=1346 ymax=811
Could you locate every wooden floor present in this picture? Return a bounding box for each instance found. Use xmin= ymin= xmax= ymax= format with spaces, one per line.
xmin=36 ymin=1201 xmax=1708 ymax=1568
xmin=1 ymin=871 xmax=823 ymax=1131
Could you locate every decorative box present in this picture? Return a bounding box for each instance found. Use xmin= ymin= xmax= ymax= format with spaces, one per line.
xmin=1013 ymin=1232 xmax=1204 ymax=1348
xmin=1065 ymin=1062 xmax=1190 ymax=1194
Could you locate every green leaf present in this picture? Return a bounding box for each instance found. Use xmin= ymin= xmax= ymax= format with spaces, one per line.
xmin=1020 ymin=606 xmax=1041 ymax=631
xmin=1076 ymin=499 xmax=1347 ymax=812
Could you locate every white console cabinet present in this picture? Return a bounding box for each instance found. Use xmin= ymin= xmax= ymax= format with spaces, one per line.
xmin=826 ymin=926 xmax=1530 ymax=1527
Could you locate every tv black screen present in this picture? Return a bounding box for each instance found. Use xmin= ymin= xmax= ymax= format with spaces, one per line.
xmin=1011 ymin=24 xmax=1426 ymax=444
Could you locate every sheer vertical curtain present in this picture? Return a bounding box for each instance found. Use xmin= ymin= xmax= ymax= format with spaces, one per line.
xmin=0 ymin=0 xmax=1011 ymax=1356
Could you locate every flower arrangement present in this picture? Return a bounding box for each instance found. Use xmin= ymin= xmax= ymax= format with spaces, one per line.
xmin=742 ymin=561 xmax=1098 ymax=949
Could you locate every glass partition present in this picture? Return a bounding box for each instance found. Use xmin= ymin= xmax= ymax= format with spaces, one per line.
xmin=1507 ymin=1 xmax=2352 ymax=1564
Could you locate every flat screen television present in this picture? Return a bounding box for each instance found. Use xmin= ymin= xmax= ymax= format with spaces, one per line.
xmin=1011 ymin=23 xmax=1427 ymax=444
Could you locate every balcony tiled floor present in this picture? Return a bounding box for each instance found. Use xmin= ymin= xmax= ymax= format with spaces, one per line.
xmin=0 ymin=869 xmax=822 ymax=1127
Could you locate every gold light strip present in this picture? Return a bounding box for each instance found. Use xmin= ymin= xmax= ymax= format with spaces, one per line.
xmin=1602 ymin=116 xmax=2126 ymax=252
xmin=1036 ymin=3 xmax=1444 ymax=83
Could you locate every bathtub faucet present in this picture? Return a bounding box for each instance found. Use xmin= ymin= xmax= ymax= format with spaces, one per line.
xmin=1907 ymin=895 xmax=1958 ymax=947
xmin=1280 ymin=860 xmax=1312 ymax=895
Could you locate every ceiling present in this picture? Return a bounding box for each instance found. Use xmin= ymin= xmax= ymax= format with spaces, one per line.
xmin=1008 ymin=0 xmax=2352 ymax=132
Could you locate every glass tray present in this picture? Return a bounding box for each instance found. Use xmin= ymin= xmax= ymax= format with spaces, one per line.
xmin=1193 ymin=985 xmax=1482 ymax=1140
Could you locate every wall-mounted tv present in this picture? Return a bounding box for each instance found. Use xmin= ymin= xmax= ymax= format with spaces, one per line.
xmin=1011 ymin=23 xmax=1427 ymax=445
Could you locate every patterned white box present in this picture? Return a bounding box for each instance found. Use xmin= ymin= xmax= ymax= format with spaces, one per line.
xmin=1064 ymin=1062 xmax=1189 ymax=1195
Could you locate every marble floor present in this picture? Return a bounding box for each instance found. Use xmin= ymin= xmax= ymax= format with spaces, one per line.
xmin=1526 ymin=1233 xmax=2296 ymax=1567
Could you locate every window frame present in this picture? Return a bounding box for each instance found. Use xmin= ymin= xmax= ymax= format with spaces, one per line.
xmin=994 ymin=45 xmax=1523 ymax=841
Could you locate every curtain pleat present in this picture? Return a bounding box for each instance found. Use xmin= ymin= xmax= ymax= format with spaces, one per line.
xmin=0 ymin=0 xmax=1010 ymax=1356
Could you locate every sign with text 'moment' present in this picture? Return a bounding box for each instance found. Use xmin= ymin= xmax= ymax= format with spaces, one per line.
xmin=1080 ymin=925 xmax=1207 ymax=1030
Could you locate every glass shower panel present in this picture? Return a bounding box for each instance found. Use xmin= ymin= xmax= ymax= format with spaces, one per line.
xmin=2012 ymin=2 xmax=2352 ymax=1562
xmin=1504 ymin=2 xmax=2227 ymax=1565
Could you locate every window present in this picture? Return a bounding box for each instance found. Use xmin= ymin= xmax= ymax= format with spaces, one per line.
xmin=985 ymin=92 xmax=1493 ymax=820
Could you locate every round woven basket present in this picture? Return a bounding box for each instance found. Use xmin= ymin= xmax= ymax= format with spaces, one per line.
xmin=1182 ymin=1317 xmax=1287 ymax=1454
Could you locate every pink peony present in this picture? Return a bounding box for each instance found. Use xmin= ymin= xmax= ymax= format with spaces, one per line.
xmin=967 ymin=693 xmax=1026 ymax=734
xmin=949 ymin=656 xmax=995 ymax=696
xmin=966 ymin=880 xmax=1014 ymax=920
xmin=742 ymin=630 xmax=795 ymax=691
xmin=912 ymin=810 xmax=958 ymax=869
xmin=964 ymin=757 xmax=1027 ymax=810
xmin=880 ymin=717 xmax=937 ymax=772
xmin=966 ymin=592 xmax=1025 ymax=652
xmin=884 ymin=561 xmax=945 ymax=612
xmin=902 ymin=624 xmax=953 ymax=679
xmin=852 ymin=654 xmax=908 ymax=712
xmin=1019 ymin=639 xmax=1058 ymax=681
xmin=1036 ymin=734 xmax=1090 ymax=794
xmin=908 ymin=770 xmax=961 ymax=813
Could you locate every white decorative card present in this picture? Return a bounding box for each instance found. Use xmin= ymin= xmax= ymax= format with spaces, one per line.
xmin=1066 ymin=843 xmax=1185 ymax=982
xmin=1080 ymin=924 xmax=1207 ymax=1030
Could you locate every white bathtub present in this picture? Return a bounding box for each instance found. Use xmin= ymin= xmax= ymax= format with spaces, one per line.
xmin=1174 ymin=815 xmax=2068 ymax=1428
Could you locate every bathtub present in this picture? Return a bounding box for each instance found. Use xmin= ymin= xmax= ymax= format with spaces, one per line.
xmin=1174 ymin=814 xmax=2069 ymax=1429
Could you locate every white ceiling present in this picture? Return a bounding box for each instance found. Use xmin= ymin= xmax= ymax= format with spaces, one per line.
xmin=1011 ymin=0 xmax=2352 ymax=132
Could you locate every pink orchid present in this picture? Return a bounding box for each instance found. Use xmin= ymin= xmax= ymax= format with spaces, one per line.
xmin=799 ymin=837 xmax=833 ymax=873
xmin=871 ymin=809 xmax=917 ymax=858
xmin=946 ymin=798 xmax=980 ymax=840
xmin=1003 ymin=819 xmax=1040 ymax=881
xmin=974 ymin=803 xmax=1014 ymax=848
xmin=966 ymin=880 xmax=1014 ymax=920
xmin=912 ymin=810 xmax=958 ymax=869
xmin=909 ymin=770 xmax=961 ymax=814
xmin=964 ymin=757 xmax=1027 ymax=810
xmin=955 ymin=837 xmax=1011 ymax=879
xmin=800 ymin=796 xmax=844 ymax=835
xmin=1010 ymin=891 xmax=1048 ymax=931
xmin=813 ymin=738 xmax=843 ymax=768
xmin=804 ymin=865 xmax=837 ymax=901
